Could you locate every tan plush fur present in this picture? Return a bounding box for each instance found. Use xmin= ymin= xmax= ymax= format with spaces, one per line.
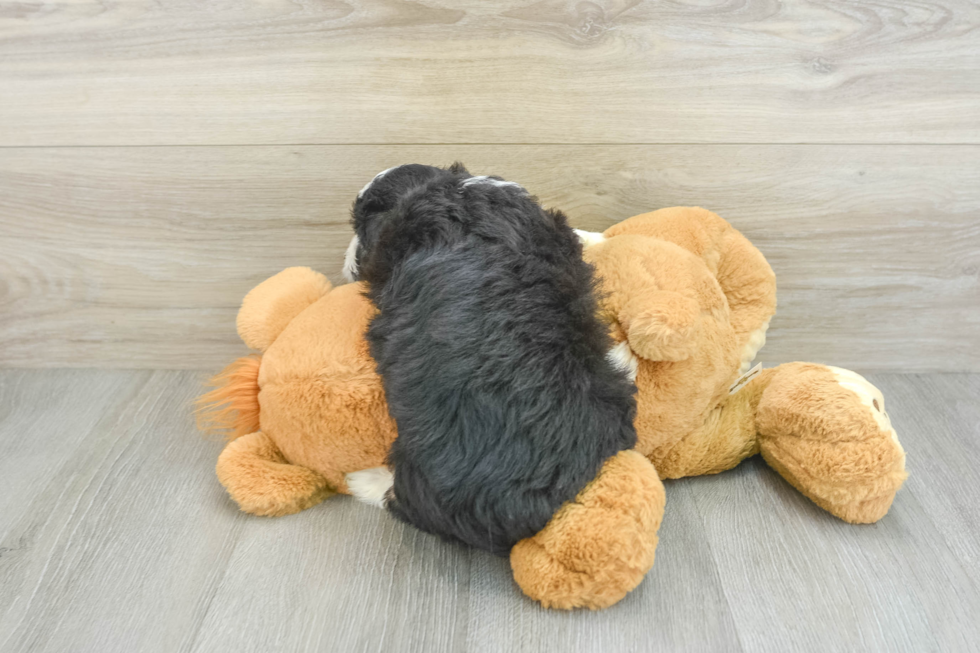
xmin=588 ymin=209 xmax=906 ymax=528
xmin=236 ymin=266 xmax=333 ymax=351
xmin=756 ymin=363 xmax=907 ymax=523
xmin=202 ymin=270 xmax=397 ymax=505
xmin=510 ymin=451 xmax=665 ymax=610
xmin=198 ymin=207 xmax=907 ymax=611
xmin=216 ymin=431 xmax=333 ymax=516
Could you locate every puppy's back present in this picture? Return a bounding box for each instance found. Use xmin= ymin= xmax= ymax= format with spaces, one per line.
xmin=360 ymin=173 xmax=637 ymax=555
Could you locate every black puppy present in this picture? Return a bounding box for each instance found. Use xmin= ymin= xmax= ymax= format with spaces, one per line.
xmin=344 ymin=163 xmax=637 ymax=556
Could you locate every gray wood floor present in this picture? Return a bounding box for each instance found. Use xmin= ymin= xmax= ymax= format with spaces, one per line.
xmin=0 ymin=370 xmax=977 ymax=653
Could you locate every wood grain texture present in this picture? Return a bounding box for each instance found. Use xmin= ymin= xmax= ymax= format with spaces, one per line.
xmin=1 ymin=0 xmax=979 ymax=146
xmin=1 ymin=370 xmax=978 ymax=652
xmin=0 ymin=369 xmax=150 ymax=541
xmin=1 ymin=145 xmax=977 ymax=370
xmin=693 ymin=372 xmax=980 ymax=653
xmin=871 ymin=374 xmax=980 ymax=578
xmin=0 ymin=370 xmax=246 ymax=653
xmin=463 ymin=480 xmax=743 ymax=653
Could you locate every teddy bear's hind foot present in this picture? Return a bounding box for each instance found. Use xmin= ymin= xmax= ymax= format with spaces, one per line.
xmin=216 ymin=431 xmax=334 ymax=516
xmin=756 ymin=363 xmax=907 ymax=524
xmin=510 ymin=450 xmax=666 ymax=610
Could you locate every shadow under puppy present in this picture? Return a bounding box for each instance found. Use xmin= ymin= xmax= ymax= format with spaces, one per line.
xmin=345 ymin=163 xmax=637 ymax=556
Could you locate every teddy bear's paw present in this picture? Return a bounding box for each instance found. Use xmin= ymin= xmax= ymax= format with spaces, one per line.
xmin=510 ymin=451 xmax=665 ymax=610
xmin=216 ymin=431 xmax=334 ymax=517
xmin=622 ymin=291 xmax=701 ymax=362
xmin=756 ymin=363 xmax=907 ymax=524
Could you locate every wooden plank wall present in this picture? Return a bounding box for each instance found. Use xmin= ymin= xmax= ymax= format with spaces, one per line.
xmin=1 ymin=0 xmax=978 ymax=370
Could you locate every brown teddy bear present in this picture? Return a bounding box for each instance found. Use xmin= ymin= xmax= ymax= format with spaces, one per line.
xmin=197 ymin=207 xmax=907 ymax=610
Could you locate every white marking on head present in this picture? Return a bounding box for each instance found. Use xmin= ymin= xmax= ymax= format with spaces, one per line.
xmin=606 ymin=340 xmax=639 ymax=382
xmin=461 ymin=175 xmax=524 ymax=191
xmin=342 ymin=234 xmax=359 ymax=282
xmin=574 ymin=229 xmax=606 ymax=248
xmin=358 ymin=167 xmax=397 ymax=199
xmin=345 ymin=467 xmax=393 ymax=508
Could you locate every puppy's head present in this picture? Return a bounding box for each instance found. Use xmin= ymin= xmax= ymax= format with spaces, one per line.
xmin=344 ymin=163 xmax=466 ymax=285
xmin=345 ymin=162 xmax=536 ymax=289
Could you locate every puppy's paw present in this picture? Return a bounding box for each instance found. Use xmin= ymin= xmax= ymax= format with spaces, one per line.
xmin=345 ymin=467 xmax=393 ymax=508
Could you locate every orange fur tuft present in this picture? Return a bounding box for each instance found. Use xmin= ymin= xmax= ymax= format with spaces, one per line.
xmin=195 ymin=355 xmax=262 ymax=441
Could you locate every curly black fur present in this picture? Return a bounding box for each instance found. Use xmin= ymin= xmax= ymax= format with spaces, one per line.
xmin=349 ymin=163 xmax=637 ymax=556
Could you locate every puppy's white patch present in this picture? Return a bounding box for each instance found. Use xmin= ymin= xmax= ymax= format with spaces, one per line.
xmin=606 ymin=340 xmax=639 ymax=382
xmin=827 ymin=366 xmax=905 ymax=469
xmin=461 ymin=176 xmax=524 ymax=191
xmin=358 ymin=167 xmax=396 ymax=199
xmin=738 ymin=319 xmax=770 ymax=373
xmin=345 ymin=467 xmax=393 ymax=508
xmin=574 ymin=229 xmax=606 ymax=248
xmin=342 ymin=234 xmax=359 ymax=282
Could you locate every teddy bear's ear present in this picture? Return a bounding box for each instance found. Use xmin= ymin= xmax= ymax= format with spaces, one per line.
xmin=620 ymin=291 xmax=701 ymax=362
xmin=237 ymin=267 xmax=332 ymax=351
